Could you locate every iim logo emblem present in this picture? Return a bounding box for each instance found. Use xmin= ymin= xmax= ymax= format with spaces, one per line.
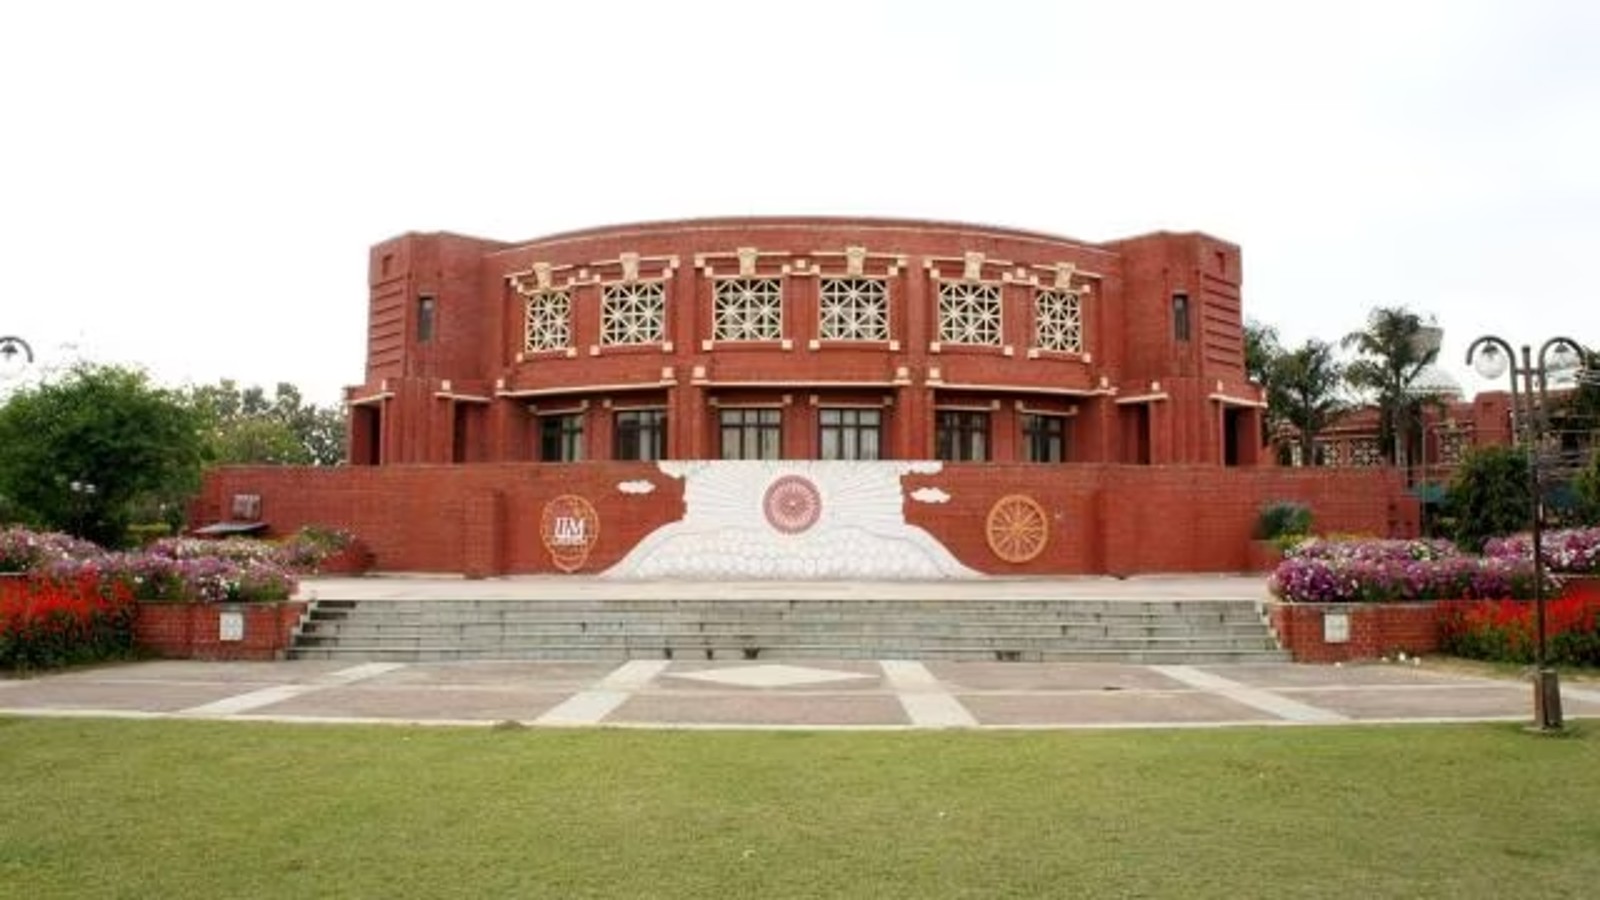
xmin=540 ymin=494 xmax=600 ymax=572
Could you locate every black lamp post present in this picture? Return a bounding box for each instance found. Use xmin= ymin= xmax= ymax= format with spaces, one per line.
xmin=1465 ymin=335 xmax=1587 ymax=732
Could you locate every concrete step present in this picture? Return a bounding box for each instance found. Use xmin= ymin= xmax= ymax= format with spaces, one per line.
xmin=295 ymin=629 xmax=1276 ymax=650
xmin=290 ymin=595 xmax=1284 ymax=664
xmin=298 ymin=616 xmax=1273 ymax=635
xmin=287 ymin=645 xmax=1289 ymax=664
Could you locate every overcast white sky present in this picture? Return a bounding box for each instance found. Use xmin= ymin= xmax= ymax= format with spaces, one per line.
xmin=3 ymin=0 xmax=1597 ymax=406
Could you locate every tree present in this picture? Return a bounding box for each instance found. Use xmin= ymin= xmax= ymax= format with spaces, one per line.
xmin=0 ymin=363 xmax=205 ymax=546
xmin=1445 ymin=446 xmax=1532 ymax=552
xmin=1268 ymin=339 xmax=1346 ymax=465
xmin=1341 ymin=306 xmax=1443 ymax=468
xmin=1244 ymin=319 xmax=1284 ymax=446
xmin=186 ymin=380 xmax=345 ymax=466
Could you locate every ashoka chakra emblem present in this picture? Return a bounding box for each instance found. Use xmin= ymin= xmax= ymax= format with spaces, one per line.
xmin=986 ymin=494 xmax=1049 ymax=563
xmin=763 ymin=475 xmax=822 ymax=534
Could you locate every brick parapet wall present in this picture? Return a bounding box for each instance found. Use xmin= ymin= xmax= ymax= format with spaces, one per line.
xmin=197 ymin=463 xmax=1410 ymax=577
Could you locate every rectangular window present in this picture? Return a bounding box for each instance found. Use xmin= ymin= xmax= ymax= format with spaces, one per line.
xmin=819 ymin=408 xmax=883 ymax=460
xmin=719 ymin=408 xmax=782 ymax=460
xmin=1022 ymin=414 xmax=1066 ymax=463
xmin=1172 ymin=292 xmax=1190 ymax=342
xmin=417 ymin=295 xmax=436 ymax=343
xmin=935 ymin=410 xmax=989 ymax=462
xmin=614 ymin=409 xmax=667 ymax=461
xmin=539 ymin=413 xmax=584 ymax=462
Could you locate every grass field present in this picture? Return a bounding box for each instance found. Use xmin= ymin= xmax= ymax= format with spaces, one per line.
xmin=2 ymin=718 xmax=1598 ymax=898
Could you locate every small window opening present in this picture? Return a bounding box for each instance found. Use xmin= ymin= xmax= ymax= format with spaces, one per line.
xmin=417 ymin=295 xmax=436 ymax=343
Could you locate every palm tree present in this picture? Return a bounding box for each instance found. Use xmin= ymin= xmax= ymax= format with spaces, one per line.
xmin=1341 ymin=306 xmax=1442 ymax=469
xmin=1269 ymin=339 xmax=1346 ymax=465
xmin=1244 ymin=319 xmax=1283 ymax=446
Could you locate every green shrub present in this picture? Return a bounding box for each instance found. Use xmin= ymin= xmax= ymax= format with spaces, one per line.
xmin=125 ymin=523 xmax=172 ymax=547
xmin=1446 ymin=446 xmax=1532 ymax=553
xmin=1573 ymin=448 xmax=1600 ymax=527
xmin=1255 ymin=501 xmax=1312 ymax=541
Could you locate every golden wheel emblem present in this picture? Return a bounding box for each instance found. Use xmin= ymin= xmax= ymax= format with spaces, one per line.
xmin=986 ymin=494 xmax=1049 ymax=563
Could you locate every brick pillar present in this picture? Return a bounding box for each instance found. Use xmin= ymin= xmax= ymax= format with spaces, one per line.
xmin=897 ymin=385 xmax=934 ymax=460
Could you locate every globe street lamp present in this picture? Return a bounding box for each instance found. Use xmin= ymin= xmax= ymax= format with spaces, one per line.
xmin=1465 ymin=335 xmax=1587 ymax=732
xmin=0 ymin=335 xmax=33 ymax=381
xmin=69 ymin=480 xmax=98 ymax=540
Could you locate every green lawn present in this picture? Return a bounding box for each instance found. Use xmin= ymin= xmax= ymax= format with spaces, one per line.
xmin=2 ymin=719 xmax=1598 ymax=898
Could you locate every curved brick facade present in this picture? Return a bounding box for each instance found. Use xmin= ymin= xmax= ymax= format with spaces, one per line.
xmin=347 ymin=217 xmax=1265 ymax=467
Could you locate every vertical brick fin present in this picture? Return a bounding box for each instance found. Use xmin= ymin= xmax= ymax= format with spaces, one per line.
xmin=1200 ymin=276 xmax=1243 ymax=376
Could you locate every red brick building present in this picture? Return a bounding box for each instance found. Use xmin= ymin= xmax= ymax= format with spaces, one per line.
xmin=197 ymin=218 xmax=1414 ymax=577
xmin=346 ymin=217 xmax=1267 ymax=468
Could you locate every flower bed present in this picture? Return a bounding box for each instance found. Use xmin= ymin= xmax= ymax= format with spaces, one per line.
xmin=1484 ymin=527 xmax=1600 ymax=576
xmin=1267 ymin=533 xmax=1600 ymax=664
xmin=1 ymin=571 xmax=136 ymax=670
xmin=0 ymin=525 xmax=354 ymax=667
xmin=1439 ymin=594 xmax=1600 ymax=666
xmin=1269 ymin=538 xmax=1545 ymax=604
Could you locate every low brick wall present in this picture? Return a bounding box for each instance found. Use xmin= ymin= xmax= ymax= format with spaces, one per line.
xmin=1266 ymin=601 xmax=1442 ymax=663
xmin=135 ymin=602 xmax=307 ymax=661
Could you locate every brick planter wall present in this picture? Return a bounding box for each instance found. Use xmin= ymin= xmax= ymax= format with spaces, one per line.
xmin=135 ymin=602 xmax=308 ymax=661
xmin=1266 ymin=600 xmax=1442 ymax=663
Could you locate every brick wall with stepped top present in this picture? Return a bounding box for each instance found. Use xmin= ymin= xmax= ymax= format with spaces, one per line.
xmin=289 ymin=595 xmax=1286 ymax=664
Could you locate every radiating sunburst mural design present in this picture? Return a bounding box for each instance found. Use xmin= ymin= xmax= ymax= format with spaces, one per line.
xmin=985 ymin=494 xmax=1049 ymax=563
xmin=762 ymin=475 xmax=823 ymax=534
xmin=603 ymin=461 xmax=976 ymax=580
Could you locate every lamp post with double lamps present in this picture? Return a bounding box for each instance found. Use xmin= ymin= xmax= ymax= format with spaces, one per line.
xmin=1465 ymin=334 xmax=1588 ymax=732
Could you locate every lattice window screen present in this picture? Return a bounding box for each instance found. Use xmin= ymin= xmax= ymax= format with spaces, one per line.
xmin=524 ymin=291 xmax=571 ymax=352
xmin=819 ymin=278 xmax=889 ymax=341
xmin=1033 ymin=289 xmax=1082 ymax=353
xmin=938 ymin=282 xmax=1002 ymax=345
xmin=1350 ymin=438 xmax=1384 ymax=466
xmin=714 ymin=278 xmax=783 ymax=341
xmin=602 ymin=282 xmax=665 ymax=345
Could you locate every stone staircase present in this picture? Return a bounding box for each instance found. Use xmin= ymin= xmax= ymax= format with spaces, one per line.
xmin=288 ymin=594 xmax=1287 ymax=664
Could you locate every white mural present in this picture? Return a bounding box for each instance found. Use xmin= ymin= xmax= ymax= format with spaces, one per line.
xmin=602 ymin=461 xmax=977 ymax=580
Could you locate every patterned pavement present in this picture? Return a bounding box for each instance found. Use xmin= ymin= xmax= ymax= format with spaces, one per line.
xmin=5 ymin=657 xmax=1599 ymax=730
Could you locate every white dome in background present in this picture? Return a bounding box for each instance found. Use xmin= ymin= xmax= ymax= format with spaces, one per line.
xmin=1407 ymin=365 xmax=1464 ymax=398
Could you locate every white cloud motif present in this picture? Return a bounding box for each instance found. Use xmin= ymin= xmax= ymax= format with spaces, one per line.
xmin=910 ymin=487 xmax=951 ymax=504
xmin=617 ymin=480 xmax=657 ymax=495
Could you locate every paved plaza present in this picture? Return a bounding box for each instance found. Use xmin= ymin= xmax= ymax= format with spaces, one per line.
xmin=6 ymin=656 xmax=1600 ymax=730
xmin=4 ymin=574 xmax=1598 ymax=730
